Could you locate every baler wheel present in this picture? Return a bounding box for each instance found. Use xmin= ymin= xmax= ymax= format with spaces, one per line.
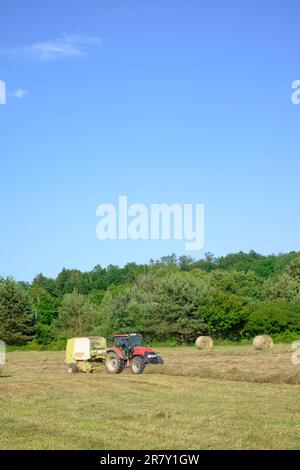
xmin=67 ymin=363 xmax=79 ymax=373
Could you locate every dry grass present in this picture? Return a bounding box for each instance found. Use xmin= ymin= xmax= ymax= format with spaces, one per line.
xmin=1 ymin=345 xmax=300 ymax=449
xmin=148 ymin=344 xmax=300 ymax=384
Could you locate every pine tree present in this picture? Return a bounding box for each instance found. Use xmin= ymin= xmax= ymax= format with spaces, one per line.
xmin=0 ymin=278 xmax=34 ymax=345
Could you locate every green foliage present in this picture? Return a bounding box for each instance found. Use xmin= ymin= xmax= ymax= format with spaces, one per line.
xmin=286 ymin=256 xmax=300 ymax=281
xmin=0 ymin=278 xmax=34 ymax=345
xmin=35 ymin=323 xmax=57 ymax=345
xmin=207 ymin=270 xmax=262 ymax=299
xmin=242 ymin=302 xmax=300 ymax=337
xmin=2 ymin=250 xmax=300 ymax=347
xmin=262 ymin=272 xmax=299 ymax=301
xmin=272 ymin=331 xmax=300 ymax=343
xmin=30 ymin=285 xmax=59 ymax=324
xmin=145 ymin=272 xmax=210 ymax=343
xmin=56 ymin=291 xmax=103 ymax=338
xmin=199 ymin=289 xmax=249 ymax=339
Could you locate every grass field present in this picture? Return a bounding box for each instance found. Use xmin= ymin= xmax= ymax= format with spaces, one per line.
xmin=1 ymin=345 xmax=300 ymax=449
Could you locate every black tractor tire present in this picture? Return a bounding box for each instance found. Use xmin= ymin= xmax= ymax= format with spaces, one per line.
xmin=67 ymin=363 xmax=79 ymax=374
xmin=130 ymin=356 xmax=145 ymax=374
xmin=105 ymin=352 xmax=125 ymax=374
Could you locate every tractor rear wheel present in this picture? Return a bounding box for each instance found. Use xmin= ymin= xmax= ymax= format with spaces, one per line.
xmin=105 ymin=352 xmax=125 ymax=374
xmin=130 ymin=356 xmax=145 ymax=374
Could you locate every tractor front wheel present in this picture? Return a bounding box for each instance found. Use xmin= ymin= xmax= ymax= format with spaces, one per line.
xmin=130 ymin=356 xmax=145 ymax=374
xmin=105 ymin=352 xmax=125 ymax=374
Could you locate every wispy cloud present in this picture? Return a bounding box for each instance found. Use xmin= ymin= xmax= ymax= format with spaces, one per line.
xmin=10 ymin=89 xmax=28 ymax=98
xmin=0 ymin=34 xmax=102 ymax=62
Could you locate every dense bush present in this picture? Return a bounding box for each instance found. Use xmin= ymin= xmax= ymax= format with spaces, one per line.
xmin=242 ymin=302 xmax=300 ymax=337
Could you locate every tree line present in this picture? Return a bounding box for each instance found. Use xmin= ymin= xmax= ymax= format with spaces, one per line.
xmin=1 ymin=250 xmax=300 ymax=347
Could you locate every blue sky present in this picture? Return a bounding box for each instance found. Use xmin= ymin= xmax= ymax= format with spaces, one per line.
xmin=0 ymin=0 xmax=300 ymax=281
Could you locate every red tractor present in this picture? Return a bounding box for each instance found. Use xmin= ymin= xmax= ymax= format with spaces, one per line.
xmin=105 ymin=334 xmax=163 ymax=374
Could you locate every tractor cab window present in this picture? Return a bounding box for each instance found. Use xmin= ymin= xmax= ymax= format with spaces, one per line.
xmin=115 ymin=337 xmax=129 ymax=349
xmin=114 ymin=336 xmax=130 ymax=359
xmin=129 ymin=335 xmax=143 ymax=348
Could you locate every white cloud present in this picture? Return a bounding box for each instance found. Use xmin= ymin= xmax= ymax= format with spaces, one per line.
xmin=0 ymin=34 xmax=102 ymax=62
xmin=10 ymin=89 xmax=28 ymax=98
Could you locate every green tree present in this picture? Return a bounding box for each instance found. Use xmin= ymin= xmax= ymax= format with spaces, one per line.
xmin=29 ymin=285 xmax=60 ymax=344
xmin=200 ymin=289 xmax=248 ymax=339
xmin=0 ymin=278 xmax=33 ymax=345
xmin=243 ymin=302 xmax=300 ymax=337
xmin=262 ymin=273 xmax=300 ymax=302
xmin=100 ymin=285 xmax=145 ymax=336
xmin=30 ymin=285 xmax=59 ymax=324
xmin=57 ymin=291 xmax=102 ymax=338
xmin=145 ymin=272 xmax=210 ymax=343
xmin=207 ymin=269 xmax=262 ymax=299
xmin=286 ymin=257 xmax=300 ymax=281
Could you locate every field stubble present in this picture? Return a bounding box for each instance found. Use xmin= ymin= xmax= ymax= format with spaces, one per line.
xmin=1 ymin=345 xmax=300 ymax=449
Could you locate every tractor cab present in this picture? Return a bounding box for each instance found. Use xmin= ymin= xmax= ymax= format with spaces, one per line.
xmin=113 ymin=334 xmax=143 ymax=358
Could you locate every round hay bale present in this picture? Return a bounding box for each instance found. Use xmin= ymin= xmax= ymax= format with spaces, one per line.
xmin=195 ymin=336 xmax=214 ymax=349
xmin=253 ymin=335 xmax=274 ymax=351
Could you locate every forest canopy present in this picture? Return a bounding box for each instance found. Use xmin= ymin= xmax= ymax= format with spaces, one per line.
xmin=1 ymin=250 xmax=300 ymax=346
